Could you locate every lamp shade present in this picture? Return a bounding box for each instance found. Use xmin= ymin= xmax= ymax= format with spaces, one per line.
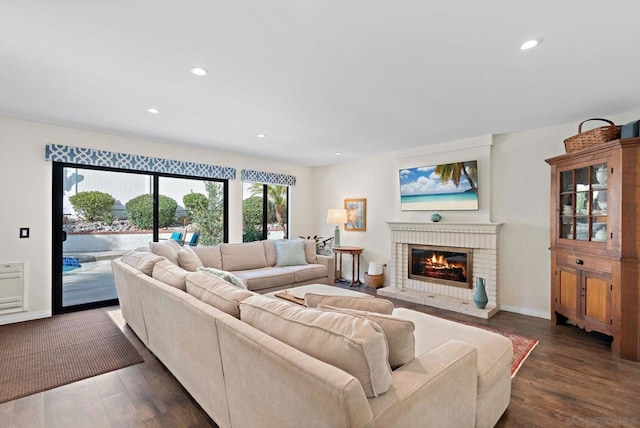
xmin=326 ymin=208 xmax=347 ymax=224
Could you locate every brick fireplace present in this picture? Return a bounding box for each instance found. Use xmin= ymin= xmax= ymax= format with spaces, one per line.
xmin=378 ymin=222 xmax=502 ymax=318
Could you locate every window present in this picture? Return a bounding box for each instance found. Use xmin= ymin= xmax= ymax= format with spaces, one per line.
xmin=159 ymin=177 xmax=226 ymax=246
xmin=242 ymin=183 xmax=289 ymax=242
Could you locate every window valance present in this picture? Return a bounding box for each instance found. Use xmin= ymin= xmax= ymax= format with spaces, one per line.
xmin=241 ymin=169 xmax=296 ymax=186
xmin=45 ymin=144 xmax=236 ymax=180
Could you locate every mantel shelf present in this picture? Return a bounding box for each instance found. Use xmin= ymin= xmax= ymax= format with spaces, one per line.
xmin=387 ymin=222 xmax=503 ymax=234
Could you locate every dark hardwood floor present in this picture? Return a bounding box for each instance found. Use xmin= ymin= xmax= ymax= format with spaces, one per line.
xmin=2 ymin=284 xmax=639 ymax=427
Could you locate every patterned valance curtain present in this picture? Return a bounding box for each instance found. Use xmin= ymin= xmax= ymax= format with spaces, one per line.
xmin=241 ymin=169 xmax=296 ymax=186
xmin=45 ymin=144 xmax=236 ymax=180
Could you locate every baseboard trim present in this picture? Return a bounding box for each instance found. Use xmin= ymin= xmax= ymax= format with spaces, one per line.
xmin=500 ymin=304 xmax=550 ymax=320
xmin=0 ymin=309 xmax=52 ymax=325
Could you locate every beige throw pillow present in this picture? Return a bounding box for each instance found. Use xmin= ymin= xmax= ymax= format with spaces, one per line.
xmin=186 ymin=271 xmax=254 ymax=318
xmin=304 ymin=293 xmax=394 ymax=315
xmin=152 ymin=259 xmax=189 ymax=291
xmin=319 ymin=305 xmax=415 ymax=369
xmin=120 ymin=251 xmax=164 ymax=276
xmin=149 ymin=240 xmax=181 ymax=265
xmin=240 ymin=295 xmax=392 ymax=398
xmin=178 ymin=247 xmax=204 ymax=271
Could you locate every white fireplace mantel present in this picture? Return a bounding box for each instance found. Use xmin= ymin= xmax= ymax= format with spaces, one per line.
xmin=387 ymin=221 xmax=502 ymax=234
xmin=380 ymin=221 xmax=503 ymax=319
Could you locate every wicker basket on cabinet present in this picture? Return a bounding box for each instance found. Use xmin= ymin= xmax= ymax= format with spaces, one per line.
xmin=564 ymin=118 xmax=621 ymax=153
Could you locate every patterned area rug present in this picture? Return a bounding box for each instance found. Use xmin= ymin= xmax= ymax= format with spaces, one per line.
xmin=474 ymin=325 xmax=538 ymax=378
xmin=0 ymin=308 xmax=144 ymax=403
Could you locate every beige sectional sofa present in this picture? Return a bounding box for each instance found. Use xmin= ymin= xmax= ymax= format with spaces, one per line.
xmin=112 ymin=246 xmax=512 ymax=428
xmin=149 ymin=239 xmax=334 ymax=293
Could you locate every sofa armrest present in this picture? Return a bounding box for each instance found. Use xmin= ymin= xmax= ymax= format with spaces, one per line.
xmin=316 ymin=254 xmax=335 ymax=283
xmin=368 ymin=339 xmax=478 ymax=428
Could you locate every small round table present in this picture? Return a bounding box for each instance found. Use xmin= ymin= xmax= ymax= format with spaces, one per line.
xmin=333 ymin=246 xmax=364 ymax=286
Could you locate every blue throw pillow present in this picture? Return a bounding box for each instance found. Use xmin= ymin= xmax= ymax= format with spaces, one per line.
xmin=275 ymin=240 xmax=308 ymax=267
xmin=197 ymin=267 xmax=248 ymax=290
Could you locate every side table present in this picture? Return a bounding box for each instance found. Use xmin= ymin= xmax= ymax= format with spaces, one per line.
xmin=333 ymin=246 xmax=364 ymax=287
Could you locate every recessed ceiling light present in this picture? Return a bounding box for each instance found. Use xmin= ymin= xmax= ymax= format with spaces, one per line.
xmin=520 ymin=39 xmax=542 ymax=50
xmin=190 ymin=67 xmax=208 ymax=76
xmin=147 ymin=108 xmax=160 ymax=114
xmin=336 ymin=152 xmax=342 ymax=156
xmin=256 ymin=134 xmax=266 ymax=138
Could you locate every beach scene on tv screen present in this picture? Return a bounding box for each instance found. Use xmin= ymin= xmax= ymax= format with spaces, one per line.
xmin=400 ymin=161 xmax=478 ymax=211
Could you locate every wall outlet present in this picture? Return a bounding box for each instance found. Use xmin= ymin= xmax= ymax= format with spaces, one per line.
xmin=19 ymin=228 xmax=29 ymax=238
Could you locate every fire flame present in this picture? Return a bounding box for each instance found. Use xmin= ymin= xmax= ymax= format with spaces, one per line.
xmin=425 ymin=252 xmax=466 ymax=276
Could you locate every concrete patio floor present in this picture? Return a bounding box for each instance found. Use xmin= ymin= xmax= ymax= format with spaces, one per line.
xmin=63 ymin=251 xmax=125 ymax=307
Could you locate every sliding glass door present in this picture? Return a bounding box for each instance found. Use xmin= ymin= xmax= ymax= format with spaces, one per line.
xmin=53 ymin=163 xmax=228 ymax=313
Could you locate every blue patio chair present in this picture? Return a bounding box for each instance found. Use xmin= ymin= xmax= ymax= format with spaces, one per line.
xmin=170 ymin=231 xmax=183 ymax=243
xmin=188 ymin=231 xmax=200 ymax=247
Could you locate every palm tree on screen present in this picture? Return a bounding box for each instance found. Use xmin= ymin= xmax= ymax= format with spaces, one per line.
xmin=434 ymin=162 xmax=477 ymax=193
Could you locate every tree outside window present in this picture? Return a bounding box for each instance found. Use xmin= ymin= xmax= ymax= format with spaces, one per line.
xmin=243 ymin=183 xmax=288 ymax=242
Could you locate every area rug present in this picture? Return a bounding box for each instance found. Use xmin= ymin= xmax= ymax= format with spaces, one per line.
xmin=0 ymin=308 xmax=144 ymax=403
xmin=473 ymin=325 xmax=538 ymax=378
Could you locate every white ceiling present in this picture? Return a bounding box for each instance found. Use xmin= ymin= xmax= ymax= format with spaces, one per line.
xmin=1 ymin=1 xmax=639 ymax=167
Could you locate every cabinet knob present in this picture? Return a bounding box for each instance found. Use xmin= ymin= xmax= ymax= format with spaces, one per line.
xmin=576 ymin=259 xmax=584 ymax=265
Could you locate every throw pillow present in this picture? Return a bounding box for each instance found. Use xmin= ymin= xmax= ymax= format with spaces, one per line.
xmin=178 ymin=247 xmax=204 ymax=271
xmin=152 ymin=259 xmax=189 ymax=291
xmin=240 ymin=295 xmax=392 ymax=398
xmin=198 ymin=266 xmax=248 ymax=289
xmin=304 ymin=293 xmax=394 ymax=315
xmin=149 ymin=240 xmax=181 ymax=265
xmin=319 ymin=305 xmax=415 ymax=369
xmin=275 ymin=239 xmax=308 ymax=267
xmin=186 ymin=271 xmax=254 ymax=318
xmin=120 ymin=251 xmax=165 ymax=276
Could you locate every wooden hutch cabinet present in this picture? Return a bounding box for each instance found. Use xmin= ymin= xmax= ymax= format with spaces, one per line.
xmin=546 ymin=138 xmax=640 ymax=361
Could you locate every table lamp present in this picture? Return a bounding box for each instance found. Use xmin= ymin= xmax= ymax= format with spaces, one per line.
xmin=326 ymin=208 xmax=347 ymax=247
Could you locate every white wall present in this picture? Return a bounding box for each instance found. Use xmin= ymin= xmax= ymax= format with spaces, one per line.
xmin=313 ymin=110 xmax=640 ymax=318
xmin=0 ymin=116 xmax=315 ymax=323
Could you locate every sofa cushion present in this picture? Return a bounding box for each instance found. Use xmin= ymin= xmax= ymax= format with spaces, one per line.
xmin=186 ymin=271 xmax=254 ymax=318
xmin=152 ymin=259 xmax=190 ymax=291
xmin=149 ymin=240 xmax=181 ymax=265
xmin=191 ymin=245 xmax=223 ymax=269
xmin=232 ymin=268 xmax=295 ymax=291
xmin=392 ymin=307 xmax=513 ymax=398
xmin=319 ymin=305 xmax=415 ymax=369
xmin=305 ymin=293 xmax=394 ymax=315
xmin=275 ymin=240 xmax=308 ymax=267
xmin=120 ymin=251 xmax=165 ymax=276
xmin=304 ymin=240 xmax=317 ymax=264
xmin=263 ymin=240 xmax=277 ymax=266
xmin=221 ymin=242 xmax=267 ymax=271
xmin=177 ymin=247 xmax=204 ymax=271
xmin=198 ymin=266 xmax=248 ymax=289
xmin=280 ymin=264 xmax=328 ymax=283
xmin=240 ymin=295 xmax=392 ymax=398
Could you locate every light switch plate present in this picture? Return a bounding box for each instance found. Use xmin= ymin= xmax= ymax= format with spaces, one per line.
xmin=19 ymin=227 xmax=29 ymax=238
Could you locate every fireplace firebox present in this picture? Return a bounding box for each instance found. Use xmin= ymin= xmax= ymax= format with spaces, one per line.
xmin=408 ymin=245 xmax=472 ymax=288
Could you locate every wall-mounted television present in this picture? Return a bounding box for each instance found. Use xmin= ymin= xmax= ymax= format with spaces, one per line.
xmin=399 ymin=160 xmax=478 ymax=211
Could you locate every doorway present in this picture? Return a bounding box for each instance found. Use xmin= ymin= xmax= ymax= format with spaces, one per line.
xmin=52 ymin=163 xmax=228 ymax=313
